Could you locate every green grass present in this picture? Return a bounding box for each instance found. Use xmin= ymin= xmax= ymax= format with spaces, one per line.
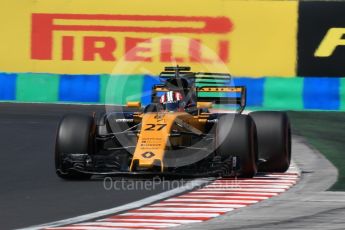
xmin=288 ymin=111 xmax=345 ymax=191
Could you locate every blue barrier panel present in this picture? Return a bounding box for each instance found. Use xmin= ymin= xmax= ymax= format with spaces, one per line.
xmin=0 ymin=73 xmax=16 ymax=100
xmin=142 ymin=75 xmax=161 ymax=106
xmin=303 ymin=77 xmax=340 ymax=110
xmin=233 ymin=77 xmax=265 ymax=107
xmin=59 ymin=74 xmax=100 ymax=102
xmin=1 ymin=72 xmax=345 ymax=111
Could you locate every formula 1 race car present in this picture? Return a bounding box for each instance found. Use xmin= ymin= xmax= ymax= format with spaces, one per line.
xmin=55 ymin=66 xmax=291 ymax=180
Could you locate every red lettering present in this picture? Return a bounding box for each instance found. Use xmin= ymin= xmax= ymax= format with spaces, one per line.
xmin=31 ymin=13 xmax=233 ymax=61
xmin=125 ymin=37 xmax=152 ymax=62
xmin=62 ymin=36 xmax=74 ymax=60
xmin=31 ymin=14 xmax=54 ymax=60
xmin=83 ymin=36 xmax=116 ymax=61
xmin=189 ymin=39 xmax=212 ymax=63
xmin=160 ymin=39 xmax=184 ymax=62
xmin=218 ymin=40 xmax=229 ymax=63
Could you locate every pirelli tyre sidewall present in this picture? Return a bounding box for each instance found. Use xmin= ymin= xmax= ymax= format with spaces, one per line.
xmin=217 ymin=114 xmax=258 ymax=178
xmin=55 ymin=114 xmax=95 ymax=180
xmin=249 ymin=111 xmax=291 ymax=173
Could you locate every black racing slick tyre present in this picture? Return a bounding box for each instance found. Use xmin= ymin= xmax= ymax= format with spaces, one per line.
xmin=249 ymin=111 xmax=291 ymax=173
xmin=217 ymin=114 xmax=258 ymax=178
xmin=55 ymin=114 xmax=95 ymax=180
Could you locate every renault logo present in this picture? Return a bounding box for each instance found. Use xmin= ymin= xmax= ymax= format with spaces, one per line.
xmin=142 ymin=151 xmax=155 ymax=158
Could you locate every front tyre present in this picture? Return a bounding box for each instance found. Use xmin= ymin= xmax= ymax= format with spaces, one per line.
xmin=55 ymin=114 xmax=95 ymax=180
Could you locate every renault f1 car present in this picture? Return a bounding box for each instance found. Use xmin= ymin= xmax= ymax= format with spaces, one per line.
xmin=55 ymin=66 xmax=291 ymax=179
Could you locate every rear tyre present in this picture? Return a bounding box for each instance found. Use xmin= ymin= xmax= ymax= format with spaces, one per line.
xmin=217 ymin=114 xmax=258 ymax=178
xmin=55 ymin=114 xmax=95 ymax=180
xmin=249 ymin=111 xmax=291 ymax=172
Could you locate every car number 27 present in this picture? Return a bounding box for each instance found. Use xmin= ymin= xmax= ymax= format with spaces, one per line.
xmin=144 ymin=124 xmax=167 ymax=131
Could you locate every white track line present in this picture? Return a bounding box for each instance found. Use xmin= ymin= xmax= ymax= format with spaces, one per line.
xmin=198 ymin=188 xmax=287 ymax=192
xmin=25 ymin=165 xmax=300 ymax=230
xmin=189 ymin=191 xmax=278 ymax=196
xmin=212 ymin=180 xmax=296 ymax=184
xmin=204 ymin=185 xmax=291 ymax=189
xmin=163 ymin=198 xmax=259 ymax=204
xmin=19 ymin=178 xmax=213 ymax=230
xmin=100 ymin=218 xmax=203 ymax=224
xmin=138 ymin=207 xmax=234 ymax=212
xmin=178 ymin=195 xmax=268 ymax=200
xmin=47 ymin=226 xmax=156 ymax=230
xmin=77 ymin=222 xmax=180 ymax=227
xmin=119 ymin=212 xmax=220 ymax=217
xmin=255 ymin=175 xmax=299 ymax=179
xmin=150 ymin=203 xmax=253 ymax=207
xmin=214 ymin=179 xmax=297 ymax=183
xmin=215 ymin=181 xmax=297 ymax=183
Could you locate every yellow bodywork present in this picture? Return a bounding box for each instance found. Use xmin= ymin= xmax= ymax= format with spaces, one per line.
xmin=126 ymin=101 xmax=141 ymax=108
xmin=197 ymin=102 xmax=212 ymax=109
xmin=130 ymin=112 xmax=206 ymax=172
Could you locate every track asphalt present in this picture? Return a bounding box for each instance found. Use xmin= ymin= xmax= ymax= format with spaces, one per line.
xmin=1 ymin=103 xmax=342 ymax=230
xmin=0 ymin=103 xmax=185 ymax=229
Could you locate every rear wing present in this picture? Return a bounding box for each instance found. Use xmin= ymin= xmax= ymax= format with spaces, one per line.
xmin=193 ymin=73 xmax=246 ymax=112
xmin=159 ymin=71 xmax=231 ymax=84
xmin=197 ymin=86 xmax=246 ymax=113
xmin=153 ymin=67 xmax=247 ymax=113
xmin=151 ymin=85 xmax=247 ymax=113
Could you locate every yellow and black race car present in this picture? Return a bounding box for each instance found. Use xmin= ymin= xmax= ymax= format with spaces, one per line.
xmin=55 ymin=66 xmax=291 ymax=179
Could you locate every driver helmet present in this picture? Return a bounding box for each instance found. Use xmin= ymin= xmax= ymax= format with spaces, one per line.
xmin=160 ymin=91 xmax=185 ymax=112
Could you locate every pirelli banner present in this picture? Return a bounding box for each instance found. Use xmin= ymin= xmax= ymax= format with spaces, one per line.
xmin=0 ymin=0 xmax=297 ymax=77
xmin=2 ymin=0 xmax=345 ymax=110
